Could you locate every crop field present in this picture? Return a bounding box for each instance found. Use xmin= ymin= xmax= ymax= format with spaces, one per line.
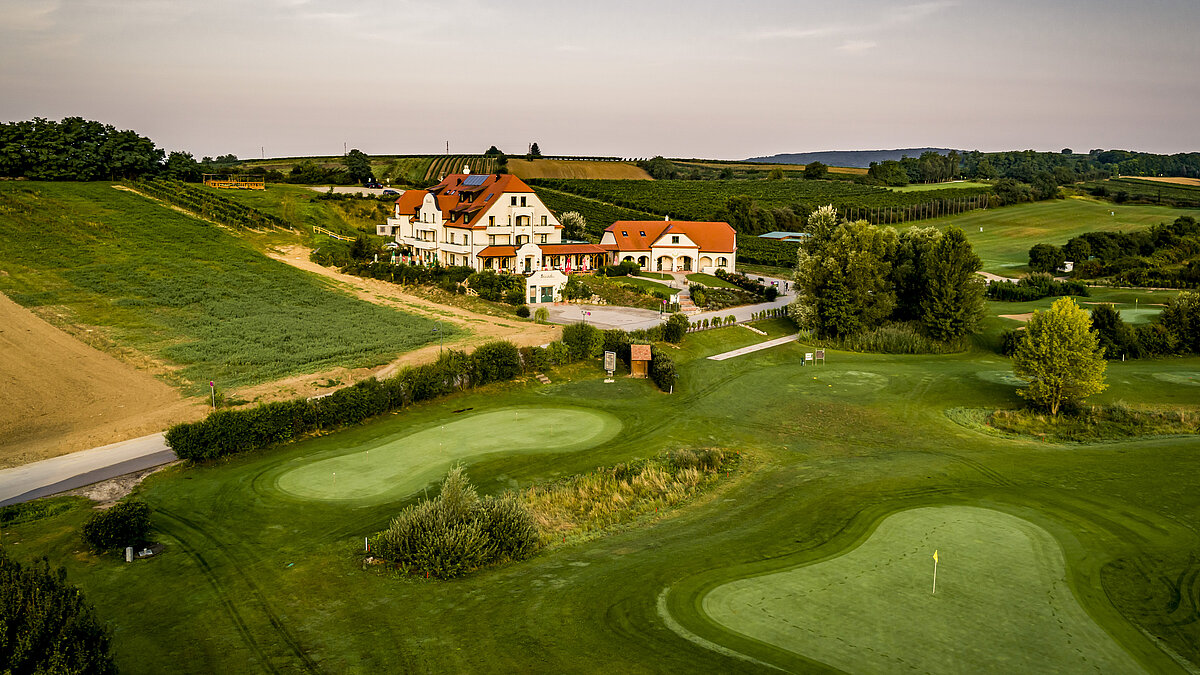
xmin=6 ymin=307 xmax=1200 ymax=673
xmin=507 ymin=158 xmax=651 ymax=180
xmin=529 ymin=178 xmax=992 ymax=223
xmin=672 ymin=160 xmax=868 ymax=175
xmin=0 ymin=182 xmax=447 ymax=395
xmin=1082 ymin=178 xmax=1200 ymax=208
xmin=424 ymin=155 xmax=498 ymax=181
xmin=532 ymin=185 xmax=661 ymax=238
xmin=1131 ymin=176 xmax=1200 ymax=187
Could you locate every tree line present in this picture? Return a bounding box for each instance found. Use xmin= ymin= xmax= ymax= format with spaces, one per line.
xmin=1029 ymin=216 xmax=1200 ymax=288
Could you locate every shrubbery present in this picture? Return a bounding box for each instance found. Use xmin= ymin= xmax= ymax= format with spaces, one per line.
xmin=372 ymin=467 xmax=538 ymax=579
xmin=985 ymin=273 xmax=1089 ymax=301
xmin=81 ymin=500 xmax=152 ymax=552
xmin=600 ymin=261 xmax=640 ymax=277
xmin=649 ymin=347 xmax=677 ymax=391
xmin=0 ymin=550 xmax=117 ymax=674
xmin=515 ymin=304 xmax=530 ymax=318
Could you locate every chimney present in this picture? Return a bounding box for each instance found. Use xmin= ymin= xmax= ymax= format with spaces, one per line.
xmin=464 ymin=164 xmax=471 ymax=175
xmin=664 ymin=215 xmax=670 ymax=221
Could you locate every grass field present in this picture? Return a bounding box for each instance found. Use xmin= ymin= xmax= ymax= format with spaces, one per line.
xmin=0 ymin=182 xmax=447 ymax=394
xmin=611 ymin=275 xmax=675 ymax=296
xmin=700 ymin=506 xmax=1145 ymax=673
xmin=6 ymin=305 xmax=1200 ymax=673
xmin=915 ymin=197 xmax=1200 ymax=274
xmin=686 ymin=273 xmax=740 ymax=289
xmin=276 ymin=407 xmax=621 ymax=503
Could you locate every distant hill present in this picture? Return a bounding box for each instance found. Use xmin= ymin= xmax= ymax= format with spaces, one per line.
xmin=747 ymin=148 xmax=960 ymax=168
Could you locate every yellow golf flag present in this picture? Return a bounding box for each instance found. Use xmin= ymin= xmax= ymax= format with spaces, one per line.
xmin=933 ymin=549 xmax=939 ymax=563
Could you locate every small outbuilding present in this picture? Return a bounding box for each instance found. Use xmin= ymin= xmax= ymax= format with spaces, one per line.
xmin=630 ymin=344 xmax=652 ymax=378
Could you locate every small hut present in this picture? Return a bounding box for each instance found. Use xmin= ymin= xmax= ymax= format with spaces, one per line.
xmin=630 ymin=344 xmax=651 ymax=379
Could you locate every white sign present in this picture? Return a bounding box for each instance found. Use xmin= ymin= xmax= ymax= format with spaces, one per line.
xmin=604 ymin=351 xmax=616 ymax=372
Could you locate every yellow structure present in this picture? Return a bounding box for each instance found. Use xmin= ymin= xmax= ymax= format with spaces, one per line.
xmin=203 ymin=174 xmax=265 ymax=190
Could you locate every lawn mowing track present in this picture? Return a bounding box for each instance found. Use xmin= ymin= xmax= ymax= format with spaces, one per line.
xmin=155 ymin=507 xmax=322 ymax=674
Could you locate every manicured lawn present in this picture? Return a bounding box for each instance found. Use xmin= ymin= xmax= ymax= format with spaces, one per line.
xmin=889 ymin=180 xmax=993 ymax=192
xmin=916 ymin=197 xmax=1200 ymax=275
xmin=0 ymin=182 xmax=447 ymax=394
xmin=6 ymin=317 xmax=1200 ymax=673
xmin=637 ymin=271 xmax=673 ymax=280
xmin=612 ymin=275 xmax=675 ymax=296
xmin=686 ymin=273 xmax=740 ymax=289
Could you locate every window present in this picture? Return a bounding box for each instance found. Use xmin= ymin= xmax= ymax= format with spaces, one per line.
xmin=671 ymin=235 xmax=680 ymax=244
xmin=510 ymin=196 xmax=517 ymax=206
xmin=489 ymin=215 xmax=495 ymax=226
xmin=508 ymin=215 xmax=512 ymax=225
xmin=541 ymin=215 xmax=547 ymax=226
xmin=520 ymin=196 xmax=527 ymax=207
xmin=639 ymin=231 xmax=645 ymax=236
xmin=621 ymin=231 xmax=628 ymax=236
xmin=464 ymin=215 xmax=471 ymax=224
xmin=718 ymin=257 xmax=727 ymax=266
xmin=540 ymin=234 xmax=547 ymax=243
xmin=489 ymin=235 xmax=495 ymax=245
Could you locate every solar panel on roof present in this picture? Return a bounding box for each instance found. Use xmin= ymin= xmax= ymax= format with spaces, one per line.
xmin=462 ymin=174 xmax=488 ymax=186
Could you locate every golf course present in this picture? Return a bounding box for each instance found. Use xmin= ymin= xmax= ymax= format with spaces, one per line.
xmin=5 ymin=311 xmax=1200 ymax=673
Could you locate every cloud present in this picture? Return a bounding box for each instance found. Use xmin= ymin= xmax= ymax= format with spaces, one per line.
xmin=0 ymin=0 xmax=60 ymax=31
xmin=747 ymin=0 xmax=959 ymax=43
xmin=838 ymin=40 xmax=877 ymax=53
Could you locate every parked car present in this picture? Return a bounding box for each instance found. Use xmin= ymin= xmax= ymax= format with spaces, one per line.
xmin=381 ymin=189 xmax=399 ymax=196
xmin=364 ymin=181 xmax=383 ymax=189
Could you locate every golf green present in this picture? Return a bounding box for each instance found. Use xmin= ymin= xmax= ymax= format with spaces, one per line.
xmin=275 ymin=407 xmax=621 ymax=502
xmin=700 ymin=506 xmax=1146 ymax=673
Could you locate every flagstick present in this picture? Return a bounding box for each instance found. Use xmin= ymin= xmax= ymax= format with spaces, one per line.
xmin=932 ymin=553 xmax=938 ymax=595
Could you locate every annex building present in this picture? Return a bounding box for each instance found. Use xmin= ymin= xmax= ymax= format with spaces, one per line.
xmin=600 ymin=220 xmax=737 ymax=274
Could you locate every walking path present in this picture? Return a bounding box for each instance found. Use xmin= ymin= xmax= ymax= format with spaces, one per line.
xmin=0 ymin=433 xmax=174 ymax=506
xmin=707 ymin=334 xmax=800 ymax=361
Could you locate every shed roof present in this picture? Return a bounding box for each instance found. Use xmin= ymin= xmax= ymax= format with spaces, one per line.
xmin=630 ymin=344 xmax=652 ymax=361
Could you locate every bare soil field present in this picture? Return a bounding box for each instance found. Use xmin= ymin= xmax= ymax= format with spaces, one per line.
xmin=0 ymin=293 xmax=204 ymax=469
xmin=507 ymin=159 xmax=652 ymax=180
xmin=1127 ymin=176 xmax=1200 ymax=187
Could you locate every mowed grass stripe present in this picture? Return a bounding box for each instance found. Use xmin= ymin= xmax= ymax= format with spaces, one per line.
xmin=701 ymin=506 xmax=1147 ymax=673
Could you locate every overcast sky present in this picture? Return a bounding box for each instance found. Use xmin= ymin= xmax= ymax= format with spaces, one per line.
xmin=2 ymin=0 xmax=1198 ymax=160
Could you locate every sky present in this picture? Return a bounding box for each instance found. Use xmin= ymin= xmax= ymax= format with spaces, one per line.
xmin=2 ymin=0 xmax=1199 ymax=160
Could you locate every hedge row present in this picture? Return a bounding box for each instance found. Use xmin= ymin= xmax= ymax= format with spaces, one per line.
xmin=167 ymin=318 xmax=691 ymax=460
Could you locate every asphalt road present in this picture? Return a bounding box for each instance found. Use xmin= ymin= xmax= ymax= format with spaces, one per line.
xmin=0 ymin=433 xmax=175 ymax=506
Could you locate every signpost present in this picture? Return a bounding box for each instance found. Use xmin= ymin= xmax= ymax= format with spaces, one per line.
xmin=209 ymin=381 xmax=216 ymax=410
xmin=604 ymin=351 xmax=616 ymax=382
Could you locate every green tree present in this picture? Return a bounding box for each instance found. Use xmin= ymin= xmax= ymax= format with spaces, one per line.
xmin=528 ymin=142 xmax=542 ymax=159
xmin=663 ymin=313 xmax=689 ymax=343
xmin=345 ymin=149 xmax=374 ymax=185
xmin=919 ymin=226 xmax=985 ymax=341
xmin=792 ymin=213 xmax=897 ymax=338
xmin=0 ymin=549 xmax=118 ymax=674
xmin=562 ymin=322 xmax=602 ymax=359
xmin=1028 ymin=243 xmax=1065 ymax=274
xmin=803 ymin=161 xmax=828 ymax=179
xmin=767 ymin=166 xmax=785 ymax=180
xmin=560 ymin=211 xmax=588 ymax=240
xmin=165 ymin=150 xmax=202 ymax=182
xmin=1090 ymin=304 xmax=1140 ymax=359
xmin=484 ymin=145 xmax=502 ymax=156
xmin=1012 ymin=297 xmax=1108 ymax=415
xmin=1158 ymin=291 xmax=1200 ymax=353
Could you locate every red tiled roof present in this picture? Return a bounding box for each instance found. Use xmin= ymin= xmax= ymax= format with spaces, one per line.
xmin=630 ymin=344 xmax=652 ymax=361
xmin=476 ymin=245 xmax=518 ymax=258
xmin=605 ymin=220 xmax=736 ymax=254
xmin=394 ymin=173 xmax=552 ymax=229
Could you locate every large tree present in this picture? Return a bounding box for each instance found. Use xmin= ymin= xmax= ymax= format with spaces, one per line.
xmin=792 ymin=210 xmax=897 ymax=338
xmin=803 ymin=161 xmax=828 ymax=179
xmin=1012 ymin=297 xmax=1108 ymax=415
xmin=345 ymin=148 xmax=374 ymax=185
xmin=919 ymin=226 xmax=985 ymax=341
xmin=0 ymin=550 xmax=118 ymax=674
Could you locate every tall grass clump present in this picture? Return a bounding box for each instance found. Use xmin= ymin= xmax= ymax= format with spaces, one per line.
xmin=372 ymin=467 xmax=538 ymax=579
xmin=523 ymin=448 xmax=739 ymax=541
xmin=948 ymin=403 xmax=1198 ymax=443
xmin=810 ymin=322 xmax=966 ymax=355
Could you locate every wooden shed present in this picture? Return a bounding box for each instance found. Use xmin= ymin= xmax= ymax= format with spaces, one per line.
xmin=630 ymin=344 xmax=652 ymax=379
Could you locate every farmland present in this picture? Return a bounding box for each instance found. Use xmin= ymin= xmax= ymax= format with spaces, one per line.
xmin=533 ymin=185 xmax=661 ymax=238
xmin=0 ymin=182 xmax=447 ymax=395
xmin=1082 ymin=177 xmax=1200 ymax=208
xmin=507 ymin=158 xmax=651 ymax=180
xmin=5 ymin=314 xmax=1200 ymax=673
xmin=529 ymin=178 xmax=992 ymax=223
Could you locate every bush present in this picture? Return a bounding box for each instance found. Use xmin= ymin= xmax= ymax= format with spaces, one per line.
xmin=373 ymin=467 xmax=539 ymax=578
xmin=663 ymin=313 xmax=689 ymax=343
xmin=999 ymin=328 xmax=1025 ymax=356
xmin=515 ymin=304 xmax=531 ymax=318
xmin=0 ymin=550 xmax=118 ymax=675
xmin=533 ymin=307 xmax=549 ymax=323
xmin=471 ymin=341 xmax=522 ymax=385
xmin=81 ymin=500 xmax=151 ymax=552
xmin=562 ymin=322 xmax=602 ymax=360
xmin=649 ymin=347 xmax=677 ymax=392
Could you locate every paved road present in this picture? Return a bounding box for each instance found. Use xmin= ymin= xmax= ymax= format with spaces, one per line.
xmin=0 ymin=433 xmax=175 ymax=506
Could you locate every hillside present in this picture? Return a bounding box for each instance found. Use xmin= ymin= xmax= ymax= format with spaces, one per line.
xmin=0 ymin=293 xmax=201 ymax=467
xmin=507 ymin=159 xmax=651 ymax=180
xmin=0 ymin=182 xmax=446 ymax=397
xmin=748 ymin=148 xmax=960 ymax=168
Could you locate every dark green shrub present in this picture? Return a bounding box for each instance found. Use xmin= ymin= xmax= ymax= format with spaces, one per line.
xmin=998 ymin=328 xmax=1025 ymax=356
xmin=471 ymin=341 xmax=522 ymax=385
xmin=662 ymin=313 xmax=689 ymax=343
xmin=649 ymin=347 xmax=677 ymax=391
xmin=515 ymin=304 xmax=531 ymax=318
xmin=81 ymin=500 xmax=151 ymax=552
xmin=562 ymin=322 xmax=602 ymax=360
xmin=0 ymin=550 xmax=117 ymax=675
xmin=503 ymin=288 xmax=525 ymax=305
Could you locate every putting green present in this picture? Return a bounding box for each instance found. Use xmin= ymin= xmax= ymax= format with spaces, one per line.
xmin=1151 ymin=371 xmax=1200 ymax=387
xmin=276 ymin=407 xmax=621 ymax=502
xmin=701 ymin=506 xmax=1145 ymax=674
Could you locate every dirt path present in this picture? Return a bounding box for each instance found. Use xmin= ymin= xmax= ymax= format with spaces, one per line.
xmin=230 ymin=246 xmax=561 ymax=404
xmin=0 ymin=293 xmax=205 ymax=469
